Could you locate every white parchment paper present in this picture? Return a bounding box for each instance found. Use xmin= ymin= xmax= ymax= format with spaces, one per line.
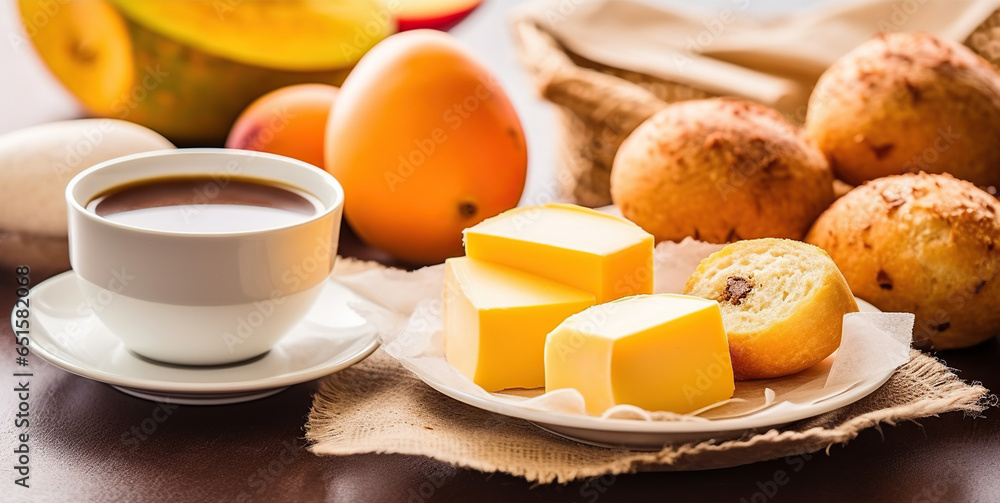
xmin=339 ymin=239 xmax=914 ymax=421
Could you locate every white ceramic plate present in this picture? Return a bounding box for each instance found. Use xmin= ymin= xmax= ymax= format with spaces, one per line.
xmin=405 ymin=299 xmax=894 ymax=450
xmin=19 ymin=271 xmax=378 ymax=405
xmin=409 ymin=361 xmax=892 ymax=450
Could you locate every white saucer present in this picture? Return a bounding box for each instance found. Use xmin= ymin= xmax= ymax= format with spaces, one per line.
xmin=20 ymin=271 xmax=379 ymax=405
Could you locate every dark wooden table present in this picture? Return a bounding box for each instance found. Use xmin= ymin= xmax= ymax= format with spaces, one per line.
xmin=2 ymin=1 xmax=1000 ymax=501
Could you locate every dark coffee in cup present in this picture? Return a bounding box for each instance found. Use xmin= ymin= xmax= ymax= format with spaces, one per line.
xmin=86 ymin=176 xmax=322 ymax=233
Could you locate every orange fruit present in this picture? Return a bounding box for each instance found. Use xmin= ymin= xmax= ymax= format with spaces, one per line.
xmin=226 ymin=84 xmax=339 ymax=171
xmin=325 ymin=30 xmax=527 ymax=264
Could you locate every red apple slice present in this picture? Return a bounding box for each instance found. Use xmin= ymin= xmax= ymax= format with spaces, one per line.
xmin=396 ymin=0 xmax=483 ymax=31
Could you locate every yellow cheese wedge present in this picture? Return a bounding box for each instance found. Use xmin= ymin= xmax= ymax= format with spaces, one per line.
xmin=464 ymin=204 xmax=654 ymax=303
xmin=544 ymin=294 xmax=734 ymax=415
xmin=444 ymin=257 xmax=596 ymax=391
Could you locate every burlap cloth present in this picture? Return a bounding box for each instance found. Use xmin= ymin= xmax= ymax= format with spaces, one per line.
xmin=511 ymin=0 xmax=1000 ymax=206
xmin=306 ymin=259 xmax=992 ymax=483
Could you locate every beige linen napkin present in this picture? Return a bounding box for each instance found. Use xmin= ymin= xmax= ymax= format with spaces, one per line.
xmin=518 ymin=0 xmax=1000 ymax=116
xmin=511 ymin=0 xmax=1000 ymax=205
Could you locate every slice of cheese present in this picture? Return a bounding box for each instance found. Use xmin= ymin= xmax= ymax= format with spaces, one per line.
xmin=544 ymin=294 xmax=734 ymax=415
xmin=444 ymin=257 xmax=596 ymax=391
xmin=463 ymin=203 xmax=654 ymax=303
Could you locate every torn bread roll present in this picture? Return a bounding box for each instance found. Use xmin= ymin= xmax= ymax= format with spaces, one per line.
xmin=684 ymin=238 xmax=858 ymax=380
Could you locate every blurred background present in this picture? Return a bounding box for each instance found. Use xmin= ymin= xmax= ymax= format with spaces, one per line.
xmin=0 ymin=0 xmax=834 ymax=206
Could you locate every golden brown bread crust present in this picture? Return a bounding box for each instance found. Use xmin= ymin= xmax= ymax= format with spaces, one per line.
xmin=805 ymin=172 xmax=1000 ymax=349
xmin=807 ymin=32 xmax=1000 ymax=188
xmin=611 ymin=98 xmax=834 ymax=244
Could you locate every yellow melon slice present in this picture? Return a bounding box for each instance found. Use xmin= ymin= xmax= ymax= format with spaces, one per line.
xmin=109 ymin=0 xmax=395 ymax=71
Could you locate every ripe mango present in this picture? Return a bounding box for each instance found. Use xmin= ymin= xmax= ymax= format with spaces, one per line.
xmin=325 ymin=30 xmax=527 ymax=265
xmin=18 ymin=0 xmax=391 ymax=144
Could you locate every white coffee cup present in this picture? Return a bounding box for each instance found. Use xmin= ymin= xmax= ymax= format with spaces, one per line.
xmin=65 ymin=149 xmax=344 ymax=365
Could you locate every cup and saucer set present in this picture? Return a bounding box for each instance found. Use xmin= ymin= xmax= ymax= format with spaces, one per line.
xmin=15 ymin=149 xmax=379 ymax=405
